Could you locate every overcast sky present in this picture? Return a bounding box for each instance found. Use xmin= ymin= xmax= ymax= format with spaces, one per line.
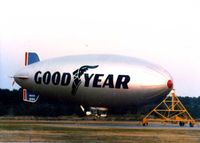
xmin=0 ymin=0 xmax=200 ymax=97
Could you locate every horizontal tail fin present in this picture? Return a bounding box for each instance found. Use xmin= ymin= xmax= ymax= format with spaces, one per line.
xmin=23 ymin=89 xmax=39 ymax=103
xmin=25 ymin=52 xmax=40 ymax=66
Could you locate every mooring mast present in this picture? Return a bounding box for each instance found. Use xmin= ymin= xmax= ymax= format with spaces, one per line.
xmin=142 ymin=90 xmax=195 ymax=127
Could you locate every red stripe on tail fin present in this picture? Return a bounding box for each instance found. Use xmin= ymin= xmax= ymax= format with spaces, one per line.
xmin=23 ymin=89 xmax=27 ymax=100
xmin=25 ymin=52 xmax=28 ymax=66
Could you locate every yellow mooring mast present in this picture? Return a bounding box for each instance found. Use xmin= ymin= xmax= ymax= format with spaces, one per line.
xmin=142 ymin=89 xmax=195 ymax=127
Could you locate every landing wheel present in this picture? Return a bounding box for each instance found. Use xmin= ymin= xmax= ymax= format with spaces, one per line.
xmin=179 ymin=122 xmax=185 ymax=127
xmin=142 ymin=123 xmax=148 ymax=126
xmin=189 ymin=122 xmax=194 ymax=127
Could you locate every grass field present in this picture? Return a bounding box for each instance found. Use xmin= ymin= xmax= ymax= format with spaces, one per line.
xmin=0 ymin=119 xmax=199 ymax=142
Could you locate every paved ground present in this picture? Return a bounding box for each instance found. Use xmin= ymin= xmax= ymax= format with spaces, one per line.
xmin=61 ymin=121 xmax=200 ymax=129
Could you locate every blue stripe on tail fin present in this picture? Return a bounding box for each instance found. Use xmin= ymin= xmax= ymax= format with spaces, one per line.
xmin=25 ymin=52 xmax=40 ymax=66
xmin=23 ymin=89 xmax=39 ymax=103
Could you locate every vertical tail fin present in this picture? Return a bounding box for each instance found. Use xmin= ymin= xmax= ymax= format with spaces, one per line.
xmin=25 ymin=52 xmax=40 ymax=66
xmin=23 ymin=52 xmax=40 ymax=103
xmin=23 ymin=89 xmax=39 ymax=103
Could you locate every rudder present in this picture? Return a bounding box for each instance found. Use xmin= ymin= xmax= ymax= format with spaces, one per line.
xmin=25 ymin=52 xmax=40 ymax=66
xmin=23 ymin=89 xmax=39 ymax=103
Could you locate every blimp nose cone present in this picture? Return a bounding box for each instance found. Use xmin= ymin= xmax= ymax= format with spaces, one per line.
xmin=167 ymin=80 xmax=173 ymax=89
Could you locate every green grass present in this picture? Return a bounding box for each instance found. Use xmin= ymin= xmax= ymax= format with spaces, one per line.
xmin=0 ymin=120 xmax=199 ymax=142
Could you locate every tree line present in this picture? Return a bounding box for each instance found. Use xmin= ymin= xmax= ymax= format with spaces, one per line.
xmin=0 ymin=88 xmax=199 ymax=118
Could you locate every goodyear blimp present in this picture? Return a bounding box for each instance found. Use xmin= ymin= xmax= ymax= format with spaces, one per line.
xmin=14 ymin=52 xmax=173 ymax=116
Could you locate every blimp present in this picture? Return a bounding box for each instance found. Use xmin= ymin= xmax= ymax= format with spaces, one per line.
xmin=14 ymin=52 xmax=173 ymax=116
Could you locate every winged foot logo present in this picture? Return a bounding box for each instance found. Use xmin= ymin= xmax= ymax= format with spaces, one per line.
xmin=72 ymin=65 xmax=99 ymax=95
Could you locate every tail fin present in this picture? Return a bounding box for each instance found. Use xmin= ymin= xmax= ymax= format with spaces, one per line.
xmin=25 ymin=52 xmax=40 ymax=66
xmin=23 ymin=52 xmax=40 ymax=103
xmin=23 ymin=89 xmax=39 ymax=103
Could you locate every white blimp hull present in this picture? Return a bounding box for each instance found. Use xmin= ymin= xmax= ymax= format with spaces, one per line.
xmin=14 ymin=52 xmax=173 ymax=108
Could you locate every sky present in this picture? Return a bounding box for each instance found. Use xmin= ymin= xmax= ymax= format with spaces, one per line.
xmin=0 ymin=0 xmax=200 ymax=97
